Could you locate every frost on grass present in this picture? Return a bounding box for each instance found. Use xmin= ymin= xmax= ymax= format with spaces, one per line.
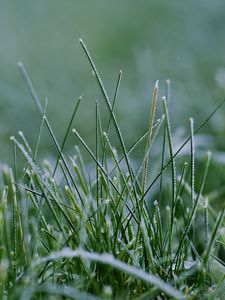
xmin=34 ymin=248 xmax=185 ymax=299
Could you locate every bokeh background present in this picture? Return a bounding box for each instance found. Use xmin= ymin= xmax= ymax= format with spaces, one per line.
xmin=1 ymin=0 xmax=225 ymax=167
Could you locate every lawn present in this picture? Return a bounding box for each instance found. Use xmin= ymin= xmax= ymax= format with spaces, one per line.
xmin=0 ymin=1 xmax=225 ymax=299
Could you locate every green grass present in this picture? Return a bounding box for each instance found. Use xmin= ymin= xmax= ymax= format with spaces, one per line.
xmin=0 ymin=40 xmax=225 ymax=299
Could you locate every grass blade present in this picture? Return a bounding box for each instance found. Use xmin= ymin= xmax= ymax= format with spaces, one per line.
xmin=34 ymin=248 xmax=185 ymax=299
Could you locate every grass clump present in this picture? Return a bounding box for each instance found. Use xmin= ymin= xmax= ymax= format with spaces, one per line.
xmin=0 ymin=40 xmax=225 ymax=299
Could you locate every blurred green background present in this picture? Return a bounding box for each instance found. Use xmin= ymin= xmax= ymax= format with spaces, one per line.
xmin=1 ymin=0 xmax=225 ymax=165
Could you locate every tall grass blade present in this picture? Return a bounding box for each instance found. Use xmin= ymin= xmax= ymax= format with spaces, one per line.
xmin=142 ymin=80 xmax=158 ymax=194
xmin=53 ymin=96 xmax=82 ymax=175
xmin=142 ymin=97 xmax=225 ymax=198
xmin=189 ymin=117 xmax=195 ymax=206
xmin=79 ymin=39 xmax=139 ymax=197
xmin=172 ymin=151 xmax=211 ymax=267
xmin=17 ymin=62 xmax=43 ymax=113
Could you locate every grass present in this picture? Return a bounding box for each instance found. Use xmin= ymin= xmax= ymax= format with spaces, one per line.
xmin=0 ymin=40 xmax=225 ymax=299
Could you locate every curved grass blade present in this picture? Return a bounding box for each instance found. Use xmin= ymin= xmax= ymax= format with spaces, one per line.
xmin=34 ymin=248 xmax=185 ymax=299
xmin=36 ymin=283 xmax=101 ymax=300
